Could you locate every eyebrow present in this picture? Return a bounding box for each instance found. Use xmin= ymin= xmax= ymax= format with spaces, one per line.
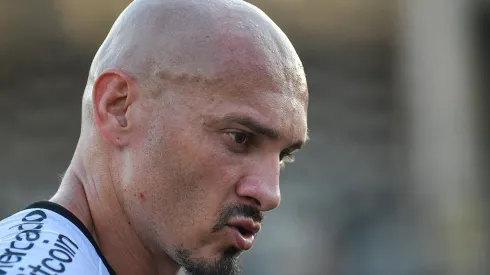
xmin=220 ymin=114 xmax=305 ymax=150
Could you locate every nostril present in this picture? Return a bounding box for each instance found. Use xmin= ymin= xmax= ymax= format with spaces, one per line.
xmin=244 ymin=196 xmax=261 ymax=208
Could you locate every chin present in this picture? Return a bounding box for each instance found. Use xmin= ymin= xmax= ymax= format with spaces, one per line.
xmin=176 ymin=246 xmax=243 ymax=275
xmin=222 ymin=245 xmax=242 ymax=258
xmin=196 ymin=246 xmax=242 ymax=266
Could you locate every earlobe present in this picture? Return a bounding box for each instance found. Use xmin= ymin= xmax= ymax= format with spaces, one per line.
xmin=92 ymin=70 xmax=135 ymax=147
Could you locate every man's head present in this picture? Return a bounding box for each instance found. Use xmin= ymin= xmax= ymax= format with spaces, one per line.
xmin=79 ymin=0 xmax=308 ymax=274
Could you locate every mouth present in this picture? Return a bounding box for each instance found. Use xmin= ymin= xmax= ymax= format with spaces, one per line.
xmin=226 ymin=218 xmax=261 ymax=251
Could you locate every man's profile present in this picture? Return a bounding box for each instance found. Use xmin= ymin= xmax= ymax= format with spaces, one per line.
xmin=0 ymin=0 xmax=308 ymax=274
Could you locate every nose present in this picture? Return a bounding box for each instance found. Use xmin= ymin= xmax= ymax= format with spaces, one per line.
xmin=235 ymin=155 xmax=281 ymax=211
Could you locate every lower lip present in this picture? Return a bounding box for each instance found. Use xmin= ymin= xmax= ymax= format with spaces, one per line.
xmin=227 ymin=226 xmax=255 ymax=250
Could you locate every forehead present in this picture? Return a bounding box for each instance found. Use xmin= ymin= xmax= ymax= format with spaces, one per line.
xmin=199 ymin=80 xmax=309 ymax=143
xmin=154 ymin=42 xmax=309 ymax=142
xmin=150 ymin=19 xmax=308 ymax=139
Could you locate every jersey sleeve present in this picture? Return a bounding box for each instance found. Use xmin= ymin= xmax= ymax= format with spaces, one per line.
xmin=0 ymin=208 xmax=109 ymax=275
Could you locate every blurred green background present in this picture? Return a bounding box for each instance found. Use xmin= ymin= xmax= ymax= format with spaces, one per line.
xmin=0 ymin=1 xmax=488 ymax=274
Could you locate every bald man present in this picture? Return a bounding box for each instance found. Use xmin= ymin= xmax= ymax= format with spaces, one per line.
xmin=0 ymin=0 xmax=308 ymax=274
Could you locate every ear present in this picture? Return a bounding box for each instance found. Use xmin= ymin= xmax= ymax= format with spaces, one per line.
xmin=92 ymin=70 xmax=136 ymax=147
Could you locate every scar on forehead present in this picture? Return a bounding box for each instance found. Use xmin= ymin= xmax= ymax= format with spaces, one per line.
xmin=155 ymin=69 xmax=226 ymax=86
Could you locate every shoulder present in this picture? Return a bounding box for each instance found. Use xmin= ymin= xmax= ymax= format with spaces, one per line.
xmin=0 ymin=202 xmax=115 ymax=275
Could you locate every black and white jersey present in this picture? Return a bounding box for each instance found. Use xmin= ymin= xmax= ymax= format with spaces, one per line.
xmin=0 ymin=201 xmax=116 ymax=275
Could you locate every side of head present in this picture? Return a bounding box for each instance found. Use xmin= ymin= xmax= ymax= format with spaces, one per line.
xmin=79 ymin=0 xmax=308 ymax=274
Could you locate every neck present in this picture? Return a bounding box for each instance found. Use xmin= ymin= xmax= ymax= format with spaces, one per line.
xmin=51 ymin=162 xmax=180 ymax=275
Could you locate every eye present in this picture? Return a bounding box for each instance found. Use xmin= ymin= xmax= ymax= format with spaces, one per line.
xmin=229 ymin=132 xmax=251 ymax=145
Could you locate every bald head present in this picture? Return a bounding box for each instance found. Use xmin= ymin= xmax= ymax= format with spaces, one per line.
xmin=71 ymin=2 xmax=309 ymax=274
xmin=82 ymin=0 xmax=307 ymax=125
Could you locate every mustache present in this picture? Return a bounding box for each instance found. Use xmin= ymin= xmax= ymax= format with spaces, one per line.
xmin=212 ymin=204 xmax=264 ymax=233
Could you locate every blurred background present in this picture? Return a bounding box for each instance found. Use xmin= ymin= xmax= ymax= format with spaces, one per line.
xmin=0 ymin=0 xmax=488 ymax=274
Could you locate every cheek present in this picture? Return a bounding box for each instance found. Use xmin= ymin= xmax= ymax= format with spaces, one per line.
xmin=123 ymin=117 xmax=244 ymax=249
xmin=161 ymin=132 xmax=244 ymax=234
xmin=165 ymin=137 xmax=236 ymax=214
xmin=142 ymin=129 xmax=234 ymax=225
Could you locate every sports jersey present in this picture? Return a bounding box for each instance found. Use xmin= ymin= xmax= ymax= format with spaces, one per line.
xmin=0 ymin=201 xmax=116 ymax=275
